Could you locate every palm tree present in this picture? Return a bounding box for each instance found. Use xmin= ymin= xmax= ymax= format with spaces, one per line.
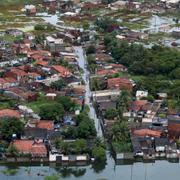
xmin=117 ymin=90 xmax=132 ymax=119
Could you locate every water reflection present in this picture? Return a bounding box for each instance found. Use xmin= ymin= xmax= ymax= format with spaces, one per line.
xmin=91 ymin=161 xmax=106 ymax=173
xmin=54 ymin=166 xmax=86 ymax=178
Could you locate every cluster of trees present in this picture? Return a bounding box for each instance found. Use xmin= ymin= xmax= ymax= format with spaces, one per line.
xmin=86 ymin=45 xmax=96 ymax=55
xmin=54 ymin=137 xmax=106 ymax=161
xmin=90 ymin=77 xmax=107 ymax=91
xmin=55 ymin=138 xmax=88 ymax=155
xmin=105 ymin=90 xmax=132 ymax=152
xmin=95 ymin=17 xmax=118 ymax=32
xmin=108 ymin=121 xmax=132 ymax=153
xmin=50 ymin=79 xmax=67 ymax=91
xmin=34 ymin=23 xmax=55 ymax=31
xmin=38 ymin=96 xmax=75 ymax=123
xmin=86 ymin=55 xmax=97 ymax=73
xmin=0 ymin=118 xmax=24 ymax=141
xmin=104 ymin=35 xmax=180 ymax=79
xmin=63 ymin=113 xmax=96 ymax=139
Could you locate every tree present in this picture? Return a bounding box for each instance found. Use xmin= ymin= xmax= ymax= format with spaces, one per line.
xmin=51 ymin=79 xmax=66 ymax=91
xmin=82 ymin=21 xmax=90 ymax=30
xmin=7 ymin=144 xmax=19 ymax=157
xmin=104 ymin=108 xmax=118 ymax=119
xmin=86 ymin=45 xmax=96 ymax=55
xmin=109 ymin=121 xmax=130 ymax=143
xmin=92 ymin=146 xmax=106 ymax=161
xmin=77 ymin=119 xmax=96 ymax=138
xmin=0 ymin=118 xmax=24 ymax=141
xmin=39 ymin=103 xmax=65 ymax=122
xmin=75 ymin=113 xmax=96 ymax=138
xmin=117 ymin=90 xmax=132 ymax=118
xmin=74 ymin=139 xmax=87 ymax=154
xmin=57 ymin=96 xmax=75 ymax=112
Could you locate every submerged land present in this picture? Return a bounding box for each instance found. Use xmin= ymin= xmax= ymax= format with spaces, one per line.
xmin=0 ymin=0 xmax=179 ymax=179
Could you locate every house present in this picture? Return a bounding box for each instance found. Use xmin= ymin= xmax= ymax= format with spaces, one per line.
xmin=0 ymin=78 xmax=18 ymax=89
xmin=155 ymin=138 xmax=169 ymax=152
xmin=92 ymin=89 xmax=120 ymax=102
xmin=51 ymin=65 xmax=72 ymax=77
xmin=133 ymin=129 xmax=162 ymax=138
xmin=12 ymin=139 xmax=47 ymax=157
xmin=0 ymin=109 xmax=21 ymax=119
xmin=26 ymin=119 xmax=54 ymax=130
xmin=5 ymin=29 xmax=24 ymax=37
xmin=110 ymin=1 xmax=127 ymax=10
xmin=36 ymin=60 xmax=49 ymax=67
xmin=136 ymin=91 xmax=148 ymax=100
xmin=25 ymin=5 xmax=36 ymax=15
xmin=97 ymin=69 xmax=119 ymax=76
xmin=131 ymin=100 xmax=148 ymax=113
xmin=45 ymin=36 xmax=65 ymax=53
xmin=43 ymin=0 xmax=57 ymax=8
xmin=168 ymin=115 xmax=180 ymax=139
xmin=4 ymin=87 xmax=38 ymax=102
xmin=107 ymin=77 xmax=133 ymax=91
xmin=5 ymin=67 xmax=28 ymax=82
xmin=95 ymin=53 xmax=113 ymax=65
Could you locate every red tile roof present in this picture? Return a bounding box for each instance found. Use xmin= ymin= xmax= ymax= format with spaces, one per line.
xmin=13 ymin=140 xmax=47 ymax=157
xmin=0 ymin=78 xmax=7 ymax=84
xmin=0 ymin=109 xmax=21 ymax=119
xmin=37 ymin=120 xmax=54 ymax=130
xmin=4 ymin=77 xmax=17 ymax=83
xmin=97 ymin=69 xmax=118 ymax=76
xmin=52 ymin=65 xmax=71 ymax=77
xmin=133 ymin=129 xmax=162 ymax=138
xmin=107 ymin=77 xmax=133 ymax=91
xmin=131 ymin=100 xmax=148 ymax=111
xmin=11 ymin=68 xmax=27 ymax=76
xmin=36 ymin=60 xmax=49 ymax=66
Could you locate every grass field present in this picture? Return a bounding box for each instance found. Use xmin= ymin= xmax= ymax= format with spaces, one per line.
xmin=0 ymin=0 xmax=41 ymax=6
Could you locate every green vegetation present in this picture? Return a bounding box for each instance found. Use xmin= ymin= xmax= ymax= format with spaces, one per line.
xmin=104 ymin=34 xmax=180 ymax=98
xmin=7 ymin=144 xmax=19 ymax=157
xmin=0 ymin=118 xmax=24 ymax=141
xmin=109 ymin=121 xmax=132 ymax=153
xmin=44 ymin=175 xmax=60 ymax=180
xmin=39 ymin=103 xmax=65 ymax=122
xmin=55 ymin=139 xmax=88 ymax=155
xmin=87 ymin=55 xmax=97 ymax=73
xmin=63 ymin=113 xmax=96 ymax=139
xmin=0 ymin=96 xmax=18 ymax=110
xmin=86 ymin=45 xmax=96 ymax=55
xmin=28 ymin=95 xmax=76 ymax=122
xmin=0 ymin=0 xmax=41 ymax=6
xmin=50 ymin=79 xmax=67 ymax=91
xmin=1 ymin=168 xmax=19 ymax=176
xmin=90 ymin=77 xmax=106 ymax=91
xmin=104 ymin=108 xmax=118 ymax=119
xmin=34 ymin=24 xmax=56 ymax=31
xmin=92 ymin=146 xmax=106 ymax=161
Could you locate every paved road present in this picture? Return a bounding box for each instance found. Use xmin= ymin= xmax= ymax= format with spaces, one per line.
xmin=74 ymin=46 xmax=103 ymax=137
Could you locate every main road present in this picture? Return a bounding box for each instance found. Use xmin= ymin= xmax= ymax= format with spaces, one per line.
xmin=74 ymin=46 xmax=103 ymax=137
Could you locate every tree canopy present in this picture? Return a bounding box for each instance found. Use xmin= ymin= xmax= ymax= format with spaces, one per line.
xmin=0 ymin=118 xmax=24 ymax=141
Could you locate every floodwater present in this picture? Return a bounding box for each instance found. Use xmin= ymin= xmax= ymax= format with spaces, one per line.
xmin=0 ymin=156 xmax=180 ymax=180
xmin=74 ymin=46 xmax=103 ymax=137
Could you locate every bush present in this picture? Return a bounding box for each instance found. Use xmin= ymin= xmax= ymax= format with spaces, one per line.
xmin=92 ymin=146 xmax=106 ymax=161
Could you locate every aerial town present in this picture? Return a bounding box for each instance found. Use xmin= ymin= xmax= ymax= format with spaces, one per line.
xmin=0 ymin=0 xmax=179 ymax=179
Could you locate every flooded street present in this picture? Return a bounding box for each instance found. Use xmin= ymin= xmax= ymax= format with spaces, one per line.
xmin=74 ymin=46 xmax=103 ymax=137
